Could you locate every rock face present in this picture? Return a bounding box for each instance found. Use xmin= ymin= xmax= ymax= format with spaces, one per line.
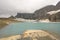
xmin=1 ymin=30 xmax=59 ymax=40
xmin=20 ymin=30 xmax=58 ymax=40
xmin=48 ymin=11 xmax=60 ymax=22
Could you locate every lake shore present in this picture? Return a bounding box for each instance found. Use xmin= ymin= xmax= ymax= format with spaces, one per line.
xmin=0 ymin=18 xmax=60 ymax=29
xmin=0 ymin=18 xmax=23 ymax=29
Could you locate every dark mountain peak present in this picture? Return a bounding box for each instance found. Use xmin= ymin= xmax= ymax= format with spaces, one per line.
xmin=37 ymin=5 xmax=55 ymax=12
xmin=56 ymin=1 xmax=60 ymax=6
xmin=34 ymin=5 xmax=55 ymax=15
xmin=34 ymin=1 xmax=60 ymax=19
xmin=56 ymin=1 xmax=60 ymax=9
xmin=35 ymin=1 xmax=60 ymax=13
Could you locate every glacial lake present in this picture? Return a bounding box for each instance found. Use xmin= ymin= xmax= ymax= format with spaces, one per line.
xmin=0 ymin=22 xmax=60 ymax=38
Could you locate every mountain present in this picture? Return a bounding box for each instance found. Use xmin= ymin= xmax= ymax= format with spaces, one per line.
xmin=15 ymin=1 xmax=60 ymax=21
xmin=15 ymin=13 xmax=34 ymax=19
xmin=34 ymin=5 xmax=55 ymax=19
xmin=34 ymin=1 xmax=60 ymax=19
xmin=0 ymin=30 xmax=59 ymax=40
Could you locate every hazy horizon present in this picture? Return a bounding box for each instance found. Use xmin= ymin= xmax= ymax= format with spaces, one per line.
xmin=0 ymin=0 xmax=60 ymax=17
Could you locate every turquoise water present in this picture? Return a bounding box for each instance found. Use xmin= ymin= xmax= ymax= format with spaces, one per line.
xmin=0 ymin=22 xmax=60 ymax=37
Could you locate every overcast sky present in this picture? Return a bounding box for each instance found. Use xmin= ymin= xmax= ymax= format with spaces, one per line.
xmin=0 ymin=0 xmax=60 ymax=17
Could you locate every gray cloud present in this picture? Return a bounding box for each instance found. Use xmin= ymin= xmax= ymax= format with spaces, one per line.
xmin=0 ymin=0 xmax=60 ymax=17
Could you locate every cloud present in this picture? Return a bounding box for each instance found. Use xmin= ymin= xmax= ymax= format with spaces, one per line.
xmin=0 ymin=0 xmax=60 ymax=17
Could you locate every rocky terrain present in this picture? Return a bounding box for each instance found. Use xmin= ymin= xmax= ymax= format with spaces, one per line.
xmin=0 ymin=30 xmax=59 ymax=40
xmin=47 ymin=10 xmax=60 ymax=22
